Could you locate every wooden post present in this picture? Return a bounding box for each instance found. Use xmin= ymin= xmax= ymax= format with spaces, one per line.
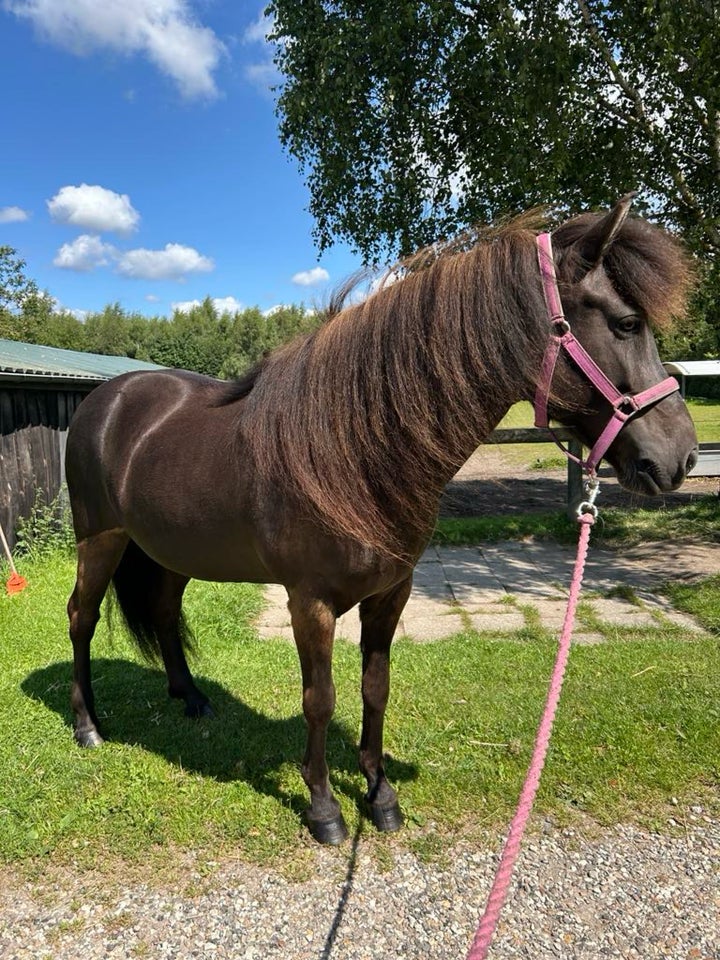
xmin=566 ymin=439 xmax=584 ymax=518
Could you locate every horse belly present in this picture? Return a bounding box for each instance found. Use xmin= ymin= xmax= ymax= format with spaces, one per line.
xmin=124 ymin=511 xmax=277 ymax=584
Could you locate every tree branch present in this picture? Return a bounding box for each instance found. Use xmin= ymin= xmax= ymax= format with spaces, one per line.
xmin=574 ymin=0 xmax=720 ymax=252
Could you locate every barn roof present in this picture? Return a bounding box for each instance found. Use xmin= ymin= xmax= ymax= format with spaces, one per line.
xmin=0 ymin=338 xmax=166 ymax=385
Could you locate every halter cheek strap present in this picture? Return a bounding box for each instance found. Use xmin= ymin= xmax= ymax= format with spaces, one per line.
xmin=533 ymin=232 xmax=680 ymax=475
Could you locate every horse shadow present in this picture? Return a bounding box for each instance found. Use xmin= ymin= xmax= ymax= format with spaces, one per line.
xmin=22 ymin=659 xmax=418 ymax=818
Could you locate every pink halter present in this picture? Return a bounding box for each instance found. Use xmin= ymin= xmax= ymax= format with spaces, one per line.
xmin=533 ymin=232 xmax=680 ymax=475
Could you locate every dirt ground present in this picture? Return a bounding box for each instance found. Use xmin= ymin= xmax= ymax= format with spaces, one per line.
xmin=439 ymin=446 xmax=720 ymax=518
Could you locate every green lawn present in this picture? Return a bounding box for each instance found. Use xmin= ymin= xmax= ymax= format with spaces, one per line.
xmin=493 ymin=397 xmax=720 ymax=470
xmin=3 ymin=397 xmax=718 ymax=876
xmin=434 ymin=495 xmax=720 ymax=548
xmin=1 ymin=550 xmax=718 ymax=878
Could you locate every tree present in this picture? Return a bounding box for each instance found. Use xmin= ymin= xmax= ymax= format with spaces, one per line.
xmin=42 ymin=310 xmax=86 ymax=352
xmin=269 ymin=0 xmax=720 ymax=263
xmin=83 ymin=303 xmax=134 ymax=357
xmin=0 ymin=246 xmax=59 ymax=342
xmin=0 ymin=246 xmax=39 ymax=312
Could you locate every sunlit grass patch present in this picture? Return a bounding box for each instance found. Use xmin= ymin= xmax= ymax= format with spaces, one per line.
xmin=1 ymin=551 xmax=717 ymax=878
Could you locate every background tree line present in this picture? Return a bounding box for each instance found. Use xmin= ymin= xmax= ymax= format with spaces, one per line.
xmin=0 ymin=232 xmax=718 ymax=378
xmin=0 ymin=246 xmax=319 ymax=379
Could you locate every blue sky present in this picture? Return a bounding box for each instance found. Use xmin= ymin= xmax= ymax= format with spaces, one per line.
xmin=0 ymin=0 xmax=363 ymax=319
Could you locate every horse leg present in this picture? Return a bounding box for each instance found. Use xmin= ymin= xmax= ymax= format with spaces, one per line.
xmin=288 ymin=591 xmax=348 ymax=845
xmin=153 ymin=569 xmax=213 ymax=719
xmin=68 ymin=529 xmax=129 ymax=747
xmin=358 ymin=577 xmax=413 ymax=832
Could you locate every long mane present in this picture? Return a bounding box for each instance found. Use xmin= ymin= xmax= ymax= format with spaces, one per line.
xmin=553 ymin=212 xmax=694 ymax=328
xmin=223 ymin=211 xmax=692 ymax=559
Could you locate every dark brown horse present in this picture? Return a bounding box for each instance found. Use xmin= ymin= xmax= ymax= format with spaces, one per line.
xmin=66 ymin=197 xmax=698 ymax=843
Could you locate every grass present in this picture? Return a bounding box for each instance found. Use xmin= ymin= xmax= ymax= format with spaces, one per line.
xmin=1 ymin=551 xmax=718 ymax=879
xmin=666 ymin=574 xmax=720 ymax=633
xmin=434 ymin=512 xmax=576 ymax=545
xmin=434 ymin=495 xmax=720 ymax=548
xmin=685 ymin=396 xmax=720 ymax=443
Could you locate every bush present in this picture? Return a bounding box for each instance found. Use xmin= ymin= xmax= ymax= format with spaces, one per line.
xmin=15 ymin=490 xmax=75 ymax=559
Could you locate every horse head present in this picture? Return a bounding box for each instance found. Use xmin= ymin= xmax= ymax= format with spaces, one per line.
xmin=545 ymin=196 xmax=698 ymax=495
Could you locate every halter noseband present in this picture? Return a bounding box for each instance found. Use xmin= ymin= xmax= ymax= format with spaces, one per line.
xmin=533 ymin=232 xmax=680 ymax=475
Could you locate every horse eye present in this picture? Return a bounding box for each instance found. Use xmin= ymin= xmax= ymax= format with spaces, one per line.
xmin=615 ymin=315 xmax=642 ymax=334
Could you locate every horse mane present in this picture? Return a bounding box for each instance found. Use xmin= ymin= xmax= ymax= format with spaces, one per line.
xmin=553 ymin=212 xmax=694 ymax=329
xmin=225 ymin=210 xmax=693 ymax=559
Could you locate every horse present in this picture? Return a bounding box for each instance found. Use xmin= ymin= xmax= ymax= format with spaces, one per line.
xmin=65 ymin=195 xmax=698 ymax=844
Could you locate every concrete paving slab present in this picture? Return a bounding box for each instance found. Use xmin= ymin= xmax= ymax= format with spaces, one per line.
xmin=659 ymin=611 xmax=708 ymax=633
xmin=253 ymin=541 xmax=720 ymax=644
xmin=468 ymin=612 xmax=526 ymax=633
xmin=402 ymin=614 xmax=466 ymax=641
xmin=569 ymin=632 xmax=606 ymax=645
xmin=336 ymin=612 xmax=362 ymax=643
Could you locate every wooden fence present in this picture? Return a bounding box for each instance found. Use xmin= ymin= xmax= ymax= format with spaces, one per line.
xmin=0 ymin=385 xmax=90 ymax=548
xmin=486 ymin=426 xmax=585 ymax=516
xmin=487 ymin=425 xmax=719 ymax=517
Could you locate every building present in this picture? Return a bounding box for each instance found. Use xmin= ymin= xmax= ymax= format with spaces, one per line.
xmin=0 ymin=338 xmax=165 ymax=548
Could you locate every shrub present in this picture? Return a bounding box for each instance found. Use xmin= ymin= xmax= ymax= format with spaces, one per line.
xmin=15 ymin=490 xmax=75 ymax=559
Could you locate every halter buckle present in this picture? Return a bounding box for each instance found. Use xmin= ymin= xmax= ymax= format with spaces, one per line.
xmin=616 ymin=396 xmax=637 ymax=414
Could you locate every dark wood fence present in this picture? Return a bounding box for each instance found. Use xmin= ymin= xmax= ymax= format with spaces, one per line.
xmin=0 ymin=385 xmax=91 ymax=548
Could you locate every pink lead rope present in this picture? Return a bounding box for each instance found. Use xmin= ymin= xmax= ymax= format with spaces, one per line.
xmin=466 ymin=232 xmax=680 ymax=959
xmin=466 ymin=508 xmax=595 ymax=960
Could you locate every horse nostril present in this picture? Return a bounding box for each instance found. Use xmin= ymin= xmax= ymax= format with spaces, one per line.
xmin=686 ymin=448 xmax=699 ymax=476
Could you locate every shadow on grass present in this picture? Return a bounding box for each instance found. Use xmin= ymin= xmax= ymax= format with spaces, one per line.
xmin=22 ymin=659 xmax=418 ymax=818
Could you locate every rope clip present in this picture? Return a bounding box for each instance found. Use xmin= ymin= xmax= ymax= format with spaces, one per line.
xmin=576 ymin=475 xmax=601 ymax=521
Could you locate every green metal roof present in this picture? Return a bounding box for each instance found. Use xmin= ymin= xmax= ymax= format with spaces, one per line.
xmin=0 ymin=338 xmax=166 ymax=384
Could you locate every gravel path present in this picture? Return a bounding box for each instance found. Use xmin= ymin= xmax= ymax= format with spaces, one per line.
xmin=2 ymin=815 xmax=718 ymax=959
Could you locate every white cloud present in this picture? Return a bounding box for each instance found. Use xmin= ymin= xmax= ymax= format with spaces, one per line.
xmin=245 ymin=61 xmax=281 ymax=92
xmin=212 ymin=295 xmax=244 ymax=314
xmin=292 ymin=266 xmax=330 ymax=287
xmin=172 ymin=295 xmax=243 ymax=315
xmin=264 ymin=304 xmax=317 ymax=319
xmin=118 ymin=243 xmax=214 ymax=280
xmin=145 ymin=293 xmax=161 ymax=302
xmin=243 ymin=10 xmax=280 ymax=93
xmin=171 ymin=299 xmax=201 ymax=312
xmin=48 ymin=184 xmax=140 ymax=235
xmin=5 ymin=0 xmax=225 ymax=99
xmin=53 ymin=234 xmax=117 ymax=272
xmin=0 ymin=205 xmax=30 ymax=223
xmin=244 ymin=10 xmax=272 ymax=45
xmin=48 ymin=297 xmax=89 ymax=321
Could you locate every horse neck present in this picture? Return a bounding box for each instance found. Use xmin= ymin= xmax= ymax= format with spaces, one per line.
xmin=321 ymin=254 xmax=545 ymax=511
xmin=420 ymin=390 xmax=521 ymax=498
xmin=241 ymin=244 xmax=546 ymax=559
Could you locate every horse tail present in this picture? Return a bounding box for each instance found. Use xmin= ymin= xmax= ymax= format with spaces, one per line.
xmin=111 ymin=539 xmax=194 ymax=662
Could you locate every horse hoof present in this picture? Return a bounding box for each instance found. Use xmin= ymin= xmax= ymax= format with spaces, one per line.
xmin=369 ymin=801 xmax=403 ymax=833
xmin=75 ymin=728 xmax=104 ymax=748
xmin=185 ymin=701 xmax=214 ymax=719
xmin=307 ymin=813 xmax=349 ymax=845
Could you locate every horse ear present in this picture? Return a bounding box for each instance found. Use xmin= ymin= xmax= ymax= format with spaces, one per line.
xmin=578 ymin=192 xmax=636 ymax=271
